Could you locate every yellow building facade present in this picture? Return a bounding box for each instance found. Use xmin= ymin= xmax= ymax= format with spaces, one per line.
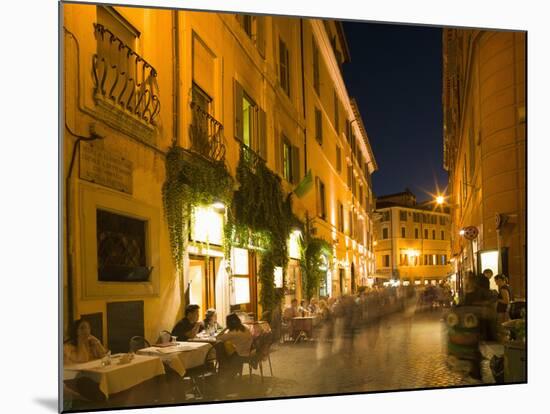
xmin=442 ymin=29 xmax=526 ymax=298
xmin=373 ymin=191 xmax=452 ymax=285
xmin=62 ymin=4 xmax=377 ymax=347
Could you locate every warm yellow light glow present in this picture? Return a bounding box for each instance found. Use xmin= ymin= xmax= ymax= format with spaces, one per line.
xmin=212 ymin=201 xmax=225 ymax=210
xmin=406 ymin=249 xmax=420 ymax=257
xmin=273 ymin=266 xmax=283 ymax=288
xmin=231 ymin=247 xmax=249 ymax=275
xmin=192 ymin=206 xmax=224 ymax=244
xmin=459 ymin=229 xmax=465 ymax=236
xmin=288 ymin=231 xmax=302 ymax=259
xmin=373 ymin=241 xmax=378 ymax=246
xmin=233 ymin=277 xmax=250 ymax=304
xmin=436 ymin=195 xmax=445 ymax=205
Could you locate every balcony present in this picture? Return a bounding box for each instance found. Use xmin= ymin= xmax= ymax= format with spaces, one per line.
xmin=189 ymin=101 xmax=226 ymax=162
xmin=92 ymin=23 xmax=160 ymax=142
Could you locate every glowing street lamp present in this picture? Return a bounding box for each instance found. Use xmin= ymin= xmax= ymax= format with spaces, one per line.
xmin=459 ymin=229 xmax=465 ymax=236
xmin=436 ymin=195 xmax=445 ymax=205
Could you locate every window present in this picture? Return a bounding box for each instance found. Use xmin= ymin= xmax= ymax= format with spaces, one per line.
xmin=349 ymin=211 xmax=354 ymax=237
xmin=400 ymin=210 xmax=407 ymax=221
xmin=338 ymin=201 xmax=344 ymax=232
xmin=415 ymin=228 xmax=419 ymax=239
xmin=381 ymin=211 xmax=390 ymax=222
xmin=334 ymin=90 xmax=339 ymax=133
xmin=236 ymin=14 xmax=266 ymax=57
xmin=315 ymin=108 xmax=323 ymax=145
xmin=401 ymin=227 xmax=406 ymax=238
xmin=400 ymin=253 xmax=408 ymax=266
xmin=317 ymin=178 xmax=326 ymax=220
xmin=441 ymin=230 xmax=445 ymax=240
xmin=283 ymin=139 xmax=291 ymax=183
xmin=441 ymin=255 xmax=447 ymax=265
xmin=234 ymin=81 xmax=267 ymax=159
xmin=336 ymin=145 xmax=342 ymax=172
xmin=347 ymin=164 xmax=352 ymax=188
xmin=313 ymin=39 xmax=320 ymax=95
xmin=432 ymin=229 xmax=436 ymax=240
xmin=431 ymin=215 xmax=437 ymax=225
xmin=96 ymin=209 xmax=149 ymax=282
xmin=279 ymin=37 xmax=290 ymax=96
xmin=413 ymin=212 xmax=421 ymax=223
xmin=382 ymin=227 xmax=388 ymax=239
xmin=424 ymin=229 xmax=429 ymax=239
xmin=383 ymin=255 xmax=390 ymax=267
xmin=439 ymin=216 xmax=446 ymax=225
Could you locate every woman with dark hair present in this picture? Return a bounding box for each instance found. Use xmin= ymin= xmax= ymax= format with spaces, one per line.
xmin=215 ymin=313 xmax=253 ymax=378
xmin=64 ymin=319 xmax=107 ymax=364
xmin=63 ymin=319 xmax=108 ymax=402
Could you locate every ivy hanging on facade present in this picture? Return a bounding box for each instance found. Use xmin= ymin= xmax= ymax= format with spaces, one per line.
xmin=300 ymin=236 xmax=333 ymax=301
xmin=162 ymin=144 xmax=233 ymax=269
xmin=233 ymin=145 xmax=301 ymax=315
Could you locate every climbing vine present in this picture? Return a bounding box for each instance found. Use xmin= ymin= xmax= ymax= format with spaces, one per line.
xmin=300 ymin=236 xmax=333 ymax=301
xmin=232 ymin=145 xmax=300 ymax=315
xmin=162 ymin=143 xmax=233 ymax=269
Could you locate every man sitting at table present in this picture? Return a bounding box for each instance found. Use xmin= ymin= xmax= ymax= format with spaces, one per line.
xmin=172 ymin=304 xmax=203 ymax=341
xmin=283 ymin=299 xmax=299 ymax=320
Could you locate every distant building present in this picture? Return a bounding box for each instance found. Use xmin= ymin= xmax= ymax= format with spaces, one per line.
xmin=373 ymin=190 xmax=452 ymax=286
xmin=442 ymin=29 xmax=526 ymax=298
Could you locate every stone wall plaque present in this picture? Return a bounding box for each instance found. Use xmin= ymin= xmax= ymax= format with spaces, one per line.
xmin=80 ymin=141 xmax=133 ymax=194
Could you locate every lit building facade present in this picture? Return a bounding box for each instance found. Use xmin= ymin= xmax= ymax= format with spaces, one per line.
xmin=62 ymin=4 xmax=377 ymax=346
xmin=442 ymin=29 xmax=526 ymax=298
xmin=373 ymin=191 xmax=452 ymax=285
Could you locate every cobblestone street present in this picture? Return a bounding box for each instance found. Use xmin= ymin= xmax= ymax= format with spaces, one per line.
xmin=193 ymin=308 xmax=480 ymax=405
xmin=242 ymin=309 xmax=477 ymax=400
xmin=69 ymin=309 xmax=480 ymax=411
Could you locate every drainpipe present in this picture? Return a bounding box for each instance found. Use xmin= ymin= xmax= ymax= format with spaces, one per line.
xmin=172 ymin=10 xmax=180 ymax=145
xmin=300 ymin=18 xmax=307 ymax=175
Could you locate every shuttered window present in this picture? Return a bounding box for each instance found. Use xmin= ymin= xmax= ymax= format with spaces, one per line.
xmin=234 ymin=79 xmax=267 ymax=159
xmin=336 ymin=145 xmax=342 ymax=173
xmin=313 ymin=39 xmax=320 ymax=95
xmin=279 ymin=37 xmax=290 ymax=96
xmin=315 ymin=108 xmax=323 ymax=145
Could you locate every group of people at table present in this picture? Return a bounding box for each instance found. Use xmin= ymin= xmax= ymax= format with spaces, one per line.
xmin=63 ymin=305 xmax=264 ymax=402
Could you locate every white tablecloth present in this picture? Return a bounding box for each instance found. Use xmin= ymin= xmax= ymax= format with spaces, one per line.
xmin=137 ymin=342 xmax=212 ymax=377
xmin=64 ymin=354 xmax=166 ymax=398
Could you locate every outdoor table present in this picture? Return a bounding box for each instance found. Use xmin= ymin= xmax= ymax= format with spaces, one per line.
xmin=63 ymin=354 xmax=165 ymax=399
xmin=188 ymin=334 xmax=219 ymax=344
xmin=291 ymin=316 xmax=315 ymax=341
xmin=137 ymin=341 xmax=212 ymax=377
xmin=243 ymin=320 xmax=271 ymax=337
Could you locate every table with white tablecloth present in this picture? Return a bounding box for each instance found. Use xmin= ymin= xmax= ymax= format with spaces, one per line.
xmin=64 ymin=354 xmax=166 ymax=399
xmin=137 ymin=342 xmax=212 ymax=377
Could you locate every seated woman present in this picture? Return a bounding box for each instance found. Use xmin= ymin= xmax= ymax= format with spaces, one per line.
xmin=215 ymin=313 xmax=253 ymax=378
xmin=203 ymin=308 xmax=223 ymax=334
xmin=63 ymin=319 xmax=107 ymax=364
xmin=63 ymin=319 xmax=108 ymax=402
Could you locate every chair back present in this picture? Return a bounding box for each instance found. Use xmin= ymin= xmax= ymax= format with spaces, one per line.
xmin=129 ymin=336 xmax=150 ymax=352
xmin=255 ymin=332 xmax=274 ymax=361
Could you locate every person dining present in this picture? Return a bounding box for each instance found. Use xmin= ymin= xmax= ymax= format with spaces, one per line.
xmin=203 ymin=308 xmax=223 ymax=334
xmin=215 ymin=313 xmax=254 ymax=378
xmin=283 ymin=299 xmax=299 ymax=320
xmin=172 ymin=304 xmax=203 ymax=341
xmin=63 ymin=318 xmax=107 ymax=364
xmin=63 ymin=318 xmax=108 ymax=402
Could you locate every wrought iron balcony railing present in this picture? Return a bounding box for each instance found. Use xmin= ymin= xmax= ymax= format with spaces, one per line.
xmin=189 ymin=101 xmax=226 ymax=162
xmin=239 ymin=142 xmax=265 ymax=174
xmin=92 ymin=23 xmax=160 ymax=126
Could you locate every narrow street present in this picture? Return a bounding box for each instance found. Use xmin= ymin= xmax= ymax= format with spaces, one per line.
xmin=69 ymin=309 xmax=479 ymax=411
xmin=238 ymin=309 xmax=477 ymax=400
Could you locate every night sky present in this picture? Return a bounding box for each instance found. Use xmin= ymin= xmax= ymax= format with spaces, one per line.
xmin=342 ymin=21 xmax=447 ymax=203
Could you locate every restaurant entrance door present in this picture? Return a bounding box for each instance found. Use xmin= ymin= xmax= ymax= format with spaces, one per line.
xmin=189 ymin=256 xmax=217 ymax=319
